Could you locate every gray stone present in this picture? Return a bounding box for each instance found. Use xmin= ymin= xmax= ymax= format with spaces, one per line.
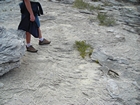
xmin=137 ymin=6 xmax=140 ymax=12
xmin=132 ymin=81 xmax=140 ymax=89
xmin=106 ymin=0 xmax=123 ymax=6
xmin=118 ymin=5 xmax=140 ymax=35
xmin=106 ymin=79 xmax=120 ymax=98
xmin=117 ymin=58 xmax=129 ymax=65
xmin=5 ymin=0 xmax=11 ymax=3
xmin=0 ymin=27 xmax=25 ymax=76
xmin=79 ymin=10 xmax=93 ymax=15
xmin=115 ymin=35 xmax=125 ymax=42
xmin=91 ymin=49 xmax=111 ymax=62
xmin=128 ymin=0 xmax=139 ymax=3
xmin=0 ymin=82 xmax=4 ymax=88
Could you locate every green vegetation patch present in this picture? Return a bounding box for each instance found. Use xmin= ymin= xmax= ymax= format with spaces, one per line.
xmin=74 ymin=41 xmax=93 ymax=58
xmin=97 ymin=12 xmax=116 ymax=26
xmin=73 ymin=0 xmax=89 ymax=9
xmin=73 ymin=0 xmax=103 ymax=11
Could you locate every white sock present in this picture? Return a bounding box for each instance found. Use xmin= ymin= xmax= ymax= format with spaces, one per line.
xmin=26 ymin=43 xmax=31 ymax=47
xmin=39 ymin=38 xmax=44 ymax=41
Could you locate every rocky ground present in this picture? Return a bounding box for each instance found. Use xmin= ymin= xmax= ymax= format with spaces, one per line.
xmin=0 ymin=0 xmax=140 ymax=105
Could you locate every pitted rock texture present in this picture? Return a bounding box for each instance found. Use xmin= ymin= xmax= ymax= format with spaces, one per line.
xmin=0 ymin=27 xmax=25 ymax=76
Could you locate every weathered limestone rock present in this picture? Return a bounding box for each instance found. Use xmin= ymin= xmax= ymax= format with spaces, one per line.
xmin=0 ymin=27 xmax=25 ymax=76
xmin=106 ymin=79 xmax=120 ymax=98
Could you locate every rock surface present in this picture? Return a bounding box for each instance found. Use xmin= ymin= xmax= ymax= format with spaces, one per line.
xmin=0 ymin=27 xmax=25 ymax=76
xmin=0 ymin=0 xmax=140 ymax=105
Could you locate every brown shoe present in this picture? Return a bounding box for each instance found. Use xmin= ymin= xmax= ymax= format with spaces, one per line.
xmin=39 ymin=38 xmax=51 ymax=45
xmin=26 ymin=45 xmax=38 ymax=53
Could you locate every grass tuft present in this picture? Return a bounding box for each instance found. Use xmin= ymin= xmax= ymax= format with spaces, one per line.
xmin=97 ymin=12 xmax=116 ymax=26
xmin=73 ymin=0 xmax=103 ymax=11
xmin=73 ymin=0 xmax=89 ymax=9
xmin=74 ymin=41 xmax=93 ymax=58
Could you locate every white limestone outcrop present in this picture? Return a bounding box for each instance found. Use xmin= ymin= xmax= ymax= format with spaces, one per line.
xmin=0 ymin=27 xmax=25 ymax=76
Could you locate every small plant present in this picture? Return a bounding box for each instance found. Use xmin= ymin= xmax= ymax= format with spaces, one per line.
xmin=105 ymin=17 xmax=116 ymax=26
xmin=103 ymin=1 xmax=113 ymax=6
xmin=97 ymin=12 xmax=107 ymax=24
xmin=74 ymin=41 xmax=93 ymax=58
xmin=95 ymin=60 xmax=99 ymax=64
xmin=73 ymin=0 xmax=89 ymax=9
xmin=73 ymin=0 xmax=103 ymax=11
xmin=88 ymin=5 xmax=95 ymax=11
xmin=97 ymin=12 xmax=116 ymax=26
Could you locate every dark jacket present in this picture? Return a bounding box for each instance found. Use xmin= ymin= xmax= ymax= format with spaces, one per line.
xmin=18 ymin=1 xmax=43 ymax=38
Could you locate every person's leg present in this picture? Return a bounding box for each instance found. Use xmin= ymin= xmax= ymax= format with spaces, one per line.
xmin=26 ymin=32 xmax=38 ymax=52
xmin=38 ymin=28 xmax=43 ymax=41
xmin=26 ymin=32 xmax=31 ymax=47
xmin=35 ymin=15 xmax=51 ymax=45
xmin=38 ymin=28 xmax=51 ymax=45
xmin=38 ymin=28 xmax=42 ymax=39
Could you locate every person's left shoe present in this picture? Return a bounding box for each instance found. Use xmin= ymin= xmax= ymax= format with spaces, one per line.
xmin=39 ymin=38 xmax=51 ymax=45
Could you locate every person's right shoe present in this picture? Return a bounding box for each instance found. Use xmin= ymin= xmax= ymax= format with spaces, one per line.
xmin=39 ymin=38 xmax=51 ymax=45
xmin=26 ymin=45 xmax=38 ymax=53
